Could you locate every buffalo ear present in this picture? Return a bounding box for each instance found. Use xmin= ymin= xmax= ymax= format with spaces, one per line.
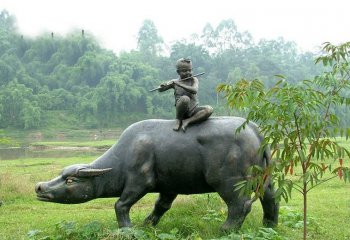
xmin=76 ymin=168 xmax=112 ymax=177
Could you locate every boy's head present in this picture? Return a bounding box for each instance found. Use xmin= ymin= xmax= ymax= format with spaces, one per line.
xmin=176 ymin=58 xmax=192 ymax=70
xmin=176 ymin=58 xmax=192 ymax=78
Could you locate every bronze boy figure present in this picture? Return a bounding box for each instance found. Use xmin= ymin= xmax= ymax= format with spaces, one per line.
xmin=158 ymin=58 xmax=213 ymax=132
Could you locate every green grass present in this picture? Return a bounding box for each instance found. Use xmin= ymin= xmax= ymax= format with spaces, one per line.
xmin=1 ymin=155 xmax=350 ymax=239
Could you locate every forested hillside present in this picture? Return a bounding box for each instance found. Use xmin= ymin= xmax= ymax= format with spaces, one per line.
xmin=0 ymin=10 xmax=325 ymax=129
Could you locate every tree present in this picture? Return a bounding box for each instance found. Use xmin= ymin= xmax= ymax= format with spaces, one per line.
xmin=0 ymin=81 xmax=41 ymax=128
xmin=0 ymin=59 xmax=14 ymax=85
xmin=217 ymin=42 xmax=350 ymax=239
xmin=0 ymin=10 xmax=16 ymax=32
xmin=137 ymin=19 xmax=163 ymax=56
xmin=201 ymin=23 xmax=216 ymax=54
xmin=22 ymin=101 xmax=41 ymax=129
xmin=75 ymin=52 xmax=105 ymax=87
xmin=0 ymin=10 xmax=17 ymax=56
xmin=202 ymin=19 xmax=253 ymax=55
xmin=170 ymin=42 xmax=210 ymax=71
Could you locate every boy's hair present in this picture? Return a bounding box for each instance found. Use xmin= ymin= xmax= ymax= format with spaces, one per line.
xmin=176 ymin=58 xmax=192 ymax=69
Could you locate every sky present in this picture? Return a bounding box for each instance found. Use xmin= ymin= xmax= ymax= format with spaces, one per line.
xmin=1 ymin=0 xmax=350 ymax=54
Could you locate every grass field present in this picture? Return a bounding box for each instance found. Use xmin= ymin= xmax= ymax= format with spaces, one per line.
xmin=0 ymin=144 xmax=350 ymax=239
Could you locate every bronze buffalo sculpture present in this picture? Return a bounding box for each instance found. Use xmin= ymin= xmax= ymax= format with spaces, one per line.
xmin=35 ymin=117 xmax=278 ymax=230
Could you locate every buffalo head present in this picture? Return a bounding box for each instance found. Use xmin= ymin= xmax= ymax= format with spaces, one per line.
xmin=35 ymin=164 xmax=112 ymax=204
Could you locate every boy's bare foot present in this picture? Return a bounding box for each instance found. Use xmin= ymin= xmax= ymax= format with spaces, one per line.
xmin=181 ymin=119 xmax=189 ymax=132
xmin=173 ymin=119 xmax=182 ymax=131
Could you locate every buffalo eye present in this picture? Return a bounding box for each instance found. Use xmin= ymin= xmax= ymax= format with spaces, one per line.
xmin=65 ymin=178 xmax=74 ymax=184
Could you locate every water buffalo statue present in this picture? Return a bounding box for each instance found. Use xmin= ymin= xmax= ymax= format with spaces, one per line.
xmin=35 ymin=117 xmax=278 ymax=230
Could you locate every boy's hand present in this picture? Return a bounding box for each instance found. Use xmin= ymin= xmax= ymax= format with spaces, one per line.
xmin=166 ymin=80 xmax=175 ymax=85
xmin=158 ymin=81 xmax=174 ymax=91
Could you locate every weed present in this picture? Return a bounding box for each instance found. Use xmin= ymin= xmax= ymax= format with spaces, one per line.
xmin=0 ymin=172 xmax=33 ymax=196
xmin=108 ymin=227 xmax=150 ymax=240
xmin=214 ymin=227 xmax=285 ymax=240
xmin=27 ymin=221 xmax=204 ymax=240
xmin=202 ymin=209 xmax=224 ymax=222
xmin=279 ymin=206 xmax=323 ymax=233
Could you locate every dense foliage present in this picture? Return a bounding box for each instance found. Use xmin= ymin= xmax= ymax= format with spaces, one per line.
xmin=0 ymin=10 xmax=323 ymax=129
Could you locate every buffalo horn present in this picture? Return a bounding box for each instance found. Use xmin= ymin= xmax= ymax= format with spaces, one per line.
xmin=77 ymin=168 xmax=112 ymax=177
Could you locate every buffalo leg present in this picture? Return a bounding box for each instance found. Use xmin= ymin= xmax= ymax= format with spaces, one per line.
xmin=260 ymin=182 xmax=279 ymax=227
xmin=215 ymin=181 xmax=252 ymax=231
xmin=221 ymin=196 xmax=252 ymax=231
xmin=115 ymin=189 xmax=147 ymax=228
xmin=145 ymin=193 xmax=177 ymax=226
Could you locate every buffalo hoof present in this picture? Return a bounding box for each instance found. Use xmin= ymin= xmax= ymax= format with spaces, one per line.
xmin=263 ymin=219 xmax=278 ymax=228
xmin=220 ymin=220 xmax=243 ymax=233
xmin=144 ymin=214 xmax=159 ymax=226
xmin=220 ymin=224 xmax=235 ymax=232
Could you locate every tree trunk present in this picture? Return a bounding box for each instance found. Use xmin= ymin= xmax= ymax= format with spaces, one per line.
xmin=303 ymin=182 xmax=308 ymax=240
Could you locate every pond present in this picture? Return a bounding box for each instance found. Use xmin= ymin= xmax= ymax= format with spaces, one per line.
xmin=0 ymin=146 xmax=105 ymax=160
xmin=0 ymin=129 xmax=123 ymax=160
